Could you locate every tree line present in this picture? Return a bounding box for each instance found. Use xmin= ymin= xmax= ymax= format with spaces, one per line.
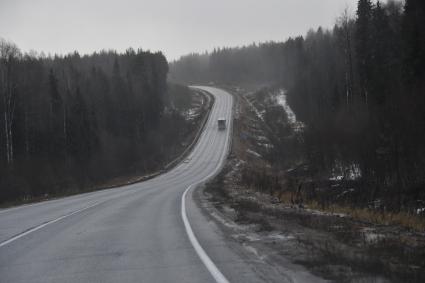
xmin=0 ymin=41 xmax=196 ymax=204
xmin=170 ymin=0 xmax=425 ymax=211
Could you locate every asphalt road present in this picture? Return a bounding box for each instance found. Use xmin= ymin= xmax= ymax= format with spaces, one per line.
xmin=0 ymin=87 xmax=276 ymax=283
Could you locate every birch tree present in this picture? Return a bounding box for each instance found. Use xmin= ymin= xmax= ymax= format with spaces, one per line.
xmin=0 ymin=39 xmax=20 ymax=165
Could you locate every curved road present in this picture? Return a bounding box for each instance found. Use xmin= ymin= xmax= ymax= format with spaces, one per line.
xmin=0 ymin=87 xmax=271 ymax=283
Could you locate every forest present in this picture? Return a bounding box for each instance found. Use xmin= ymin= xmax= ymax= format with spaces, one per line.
xmin=170 ymin=0 xmax=425 ymax=212
xmin=0 ymin=42 xmax=198 ymax=204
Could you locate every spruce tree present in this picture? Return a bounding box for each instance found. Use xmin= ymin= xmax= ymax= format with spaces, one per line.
xmin=402 ymin=0 xmax=425 ymax=84
xmin=355 ymin=0 xmax=374 ymax=105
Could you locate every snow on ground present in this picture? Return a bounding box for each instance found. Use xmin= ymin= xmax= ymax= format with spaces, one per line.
xmin=247 ymin=149 xmax=262 ymax=158
xmin=361 ymin=227 xmax=385 ymax=244
xmin=257 ymin=135 xmax=269 ymax=142
xmin=274 ymin=89 xmax=305 ymax=132
xmin=184 ymin=109 xmax=200 ymax=120
xmin=258 ymin=142 xmax=274 ymax=149
xmin=330 ymin=162 xmax=362 ymax=181
xmin=244 ymin=95 xmax=265 ymax=122
xmin=304 ymin=208 xmax=347 ymax=218
xmin=267 ymin=233 xmax=295 ymax=241
xmin=275 ymin=89 xmax=296 ymax=124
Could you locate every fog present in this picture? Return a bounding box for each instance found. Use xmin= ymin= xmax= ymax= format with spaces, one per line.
xmin=0 ymin=0 xmax=357 ymax=60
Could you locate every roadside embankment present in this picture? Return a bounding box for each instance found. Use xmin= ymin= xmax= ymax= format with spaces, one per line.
xmin=199 ymin=85 xmax=425 ymax=283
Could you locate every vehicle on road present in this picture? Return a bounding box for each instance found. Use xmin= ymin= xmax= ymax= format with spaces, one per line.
xmin=218 ymin=118 xmax=226 ymax=130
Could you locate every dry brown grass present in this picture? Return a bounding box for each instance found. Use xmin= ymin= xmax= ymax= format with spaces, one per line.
xmin=304 ymin=199 xmax=425 ymax=232
xmin=275 ymin=186 xmax=425 ymax=232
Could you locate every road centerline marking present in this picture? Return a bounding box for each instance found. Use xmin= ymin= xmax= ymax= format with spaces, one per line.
xmin=182 ymin=87 xmax=232 ymax=283
xmin=0 ymin=200 xmax=107 ymax=248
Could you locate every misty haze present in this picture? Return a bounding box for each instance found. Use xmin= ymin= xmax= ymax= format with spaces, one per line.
xmin=1 ymin=0 xmax=425 ymax=282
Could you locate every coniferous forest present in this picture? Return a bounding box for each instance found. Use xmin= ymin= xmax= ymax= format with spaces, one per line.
xmin=170 ymin=0 xmax=425 ymax=211
xmin=0 ymin=43 xmax=199 ymax=204
xmin=1 ymin=0 xmax=424 ymax=212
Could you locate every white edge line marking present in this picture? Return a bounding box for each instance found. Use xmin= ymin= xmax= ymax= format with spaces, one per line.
xmin=182 ymin=186 xmax=229 ymax=283
xmin=182 ymin=87 xmax=232 ymax=283
xmin=0 ymin=200 xmax=106 ymax=248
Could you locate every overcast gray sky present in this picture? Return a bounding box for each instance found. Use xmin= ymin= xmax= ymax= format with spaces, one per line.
xmin=0 ymin=0 xmax=358 ymax=61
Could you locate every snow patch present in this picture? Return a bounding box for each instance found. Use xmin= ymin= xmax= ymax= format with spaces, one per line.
xmin=274 ymin=89 xmax=304 ymax=131
xmin=256 ymin=135 xmax=269 ymax=142
xmin=275 ymin=90 xmax=296 ymax=124
xmin=361 ymin=228 xmax=385 ymax=244
xmin=184 ymin=108 xmax=200 ymax=120
xmin=208 ymin=210 xmax=256 ymax=232
xmin=247 ymin=149 xmax=262 ymax=158
xmin=258 ymin=142 xmax=274 ymax=149
xmin=244 ymin=95 xmax=265 ymax=122
xmin=243 ymin=244 xmax=268 ymax=261
xmin=305 ymin=208 xmax=347 ymax=218
xmin=330 ymin=162 xmax=362 ymax=181
xmin=234 ymin=233 xmax=262 ymax=242
xmin=267 ymin=233 xmax=295 ymax=241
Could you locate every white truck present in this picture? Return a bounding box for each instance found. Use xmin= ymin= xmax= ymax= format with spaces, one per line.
xmin=217 ymin=118 xmax=226 ymax=130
